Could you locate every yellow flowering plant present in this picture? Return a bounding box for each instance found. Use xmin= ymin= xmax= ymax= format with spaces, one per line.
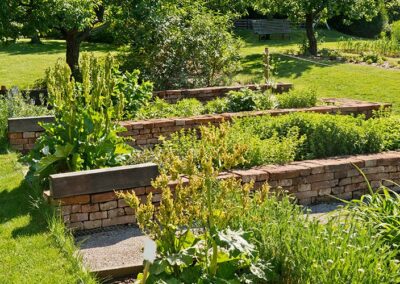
xmin=117 ymin=125 xmax=272 ymax=282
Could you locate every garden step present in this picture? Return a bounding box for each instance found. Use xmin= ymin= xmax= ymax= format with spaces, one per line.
xmin=75 ymin=203 xmax=342 ymax=282
xmin=75 ymin=226 xmax=148 ymax=281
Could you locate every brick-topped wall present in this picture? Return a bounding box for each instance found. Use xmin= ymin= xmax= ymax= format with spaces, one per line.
xmin=154 ymin=83 xmax=292 ymax=103
xmin=44 ymin=151 xmax=400 ymax=231
xmin=8 ymin=98 xmax=391 ymax=152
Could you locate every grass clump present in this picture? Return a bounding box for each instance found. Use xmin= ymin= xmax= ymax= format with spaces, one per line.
xmin=232 ymin=192 xmax=400 ymax=283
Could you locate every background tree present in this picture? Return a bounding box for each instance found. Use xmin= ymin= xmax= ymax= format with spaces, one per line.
xmin=0 ymin=0 xmax=108 ymax=76
xmin=113 ymin=0 xmax=242 ymax=89
xmin=253 ymin=0 xmax=380 ymax=55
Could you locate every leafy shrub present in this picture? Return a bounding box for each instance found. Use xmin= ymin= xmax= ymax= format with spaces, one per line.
xmin=233 ymin=192 xmax=400 ymax=283
xmin=118 ymin=2 xmax=242 ymax=89
xmin=135 ymin=98 xmax=204 ymax=120
xmin=391 ymin=20 xmax=400 ymax=42
xmin=226 ymin=88 xmax=274 ymax=112
xmin=361 ymin=52 xmax=384 ymax=64
xmin=27 ymin=54 xmax=132 ymax=181
xmin=319 ymin=48 xmax=342 ymax=60
xmin=203 ymin=98 xmax=228 ymax=114
xmin=235 ymin=113 xmax=384 ymax=160
xmin=114 ymin=69 xmax=153 ymax=119
xmin=0 ymin=90 xmax=51 ymax=150
xmin=276 ymin=89 xmax=318 ymax=109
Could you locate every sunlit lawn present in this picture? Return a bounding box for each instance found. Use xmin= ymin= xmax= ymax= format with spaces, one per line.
xmin=0 ymin=153 xmax=96 ymax=283
xmin=235 ymin=28 xmax=400 ymax=113
xmin=0 ymin=39 xmax=114 ymax=88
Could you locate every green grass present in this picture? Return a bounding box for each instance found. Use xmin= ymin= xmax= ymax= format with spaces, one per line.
xmin=0 ymin=39 xmax=113 ymax=88
xmin=0 ymin=153 xmax=96 ymax=283
xmin=1 ymin=30 xmax=400 ymax=113
xmin=235 ymin=28 xmax=400 ymax=113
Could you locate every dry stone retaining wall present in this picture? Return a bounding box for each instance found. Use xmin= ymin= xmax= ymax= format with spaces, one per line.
xmin=44 ymin=151 xmax=400 ymax=231
xmin=8 ymin=98 xmax=390 ymax=151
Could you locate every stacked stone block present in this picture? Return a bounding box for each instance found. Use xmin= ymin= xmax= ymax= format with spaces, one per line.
xmin=45 ymin=151 xmax=400 ymax=231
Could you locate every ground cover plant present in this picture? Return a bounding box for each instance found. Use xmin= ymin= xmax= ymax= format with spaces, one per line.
xmin=0 ymin=153 xmax=96 ymax=283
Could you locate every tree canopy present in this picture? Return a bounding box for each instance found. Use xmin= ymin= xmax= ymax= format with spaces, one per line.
xmin=253 ymin=0 xmax=380 ymax=54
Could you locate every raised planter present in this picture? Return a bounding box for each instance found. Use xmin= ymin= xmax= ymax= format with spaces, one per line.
xmin=8 ymin=98 xmax=391 ymax=152
xmin=44 ymin=151 xmax=400 ymax=231
xmin=1 ymin=83 xmax=292 ymax=105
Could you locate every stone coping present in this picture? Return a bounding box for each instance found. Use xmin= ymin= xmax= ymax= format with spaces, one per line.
xmin=50 ymin=163 xmax=158 ymax=199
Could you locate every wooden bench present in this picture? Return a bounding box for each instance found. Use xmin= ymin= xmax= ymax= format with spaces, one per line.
xmin=251 ymin=19 xmax=291 ymax=40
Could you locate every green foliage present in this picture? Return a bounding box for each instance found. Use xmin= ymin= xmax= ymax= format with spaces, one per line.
xmin=232 ymin=192 xmax=400 ymax=283
xmin=203 ymin=98 xmax=229 ymax=114
xmin=118 ymin=135 xmax=272 ymax=282
xmin=26 ymin=53 xmax=132 ymax=181
xmin=276 ymin=88 xmax=318 ymax=109
xmin=136 ymin=98 xmax=204 ymax=120
xmin=392 ymin=20 xmax=400 ymax=42
xmin=235 ymin=113 xmax=386 ymax=160
xmin=361 ymin=51 xmax=385 ymax=64
xmin=0 ymin=91 xmax=51 ymax=151
xmin=117 ymin=0 xmax=242 ymax=89
xmin=338 ymin=37 xmax=400 ymax=57
xmin=328 ymin=7 xmax=388 ymax=39
xmin=0 ymin=153 xmax=97 ymax=283
xmin=226 ymin=88 xmax=274 ymax=112
xmin=146 ymin=122 xmax=302 ymax=171
xmin=343 ymin=170 xmax=400 ymax=249
xmin=114 ymin=69 xmax=153 ymax=119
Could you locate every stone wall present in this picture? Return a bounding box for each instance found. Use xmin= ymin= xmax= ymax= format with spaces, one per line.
xmin=44 ymin=151 xmax=400 ymax=231
xmin=8 ymin=98 xmax=391 ymax=151
xmin=154 ymin=83 xmax=292 ymax=103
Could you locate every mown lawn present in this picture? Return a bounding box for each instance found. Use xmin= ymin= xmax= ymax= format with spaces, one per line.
xmin=0 ymin=39 xmax=113 ymax=88
xmin=0 ymin=153 xmax=96 ymax=283
xmin=235 ymin=28 xmax=400 ymax=113
xmin=1 ymin=30 xmax=400 ymax=113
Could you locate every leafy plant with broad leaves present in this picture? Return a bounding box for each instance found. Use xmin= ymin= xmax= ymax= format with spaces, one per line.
xmin=114 ymin=69 xmax=153 ymax=119
xmin=26 ymin=53 xmax=132 ymax=182
xmin=118 ymin=130 xmax=273 ymax=282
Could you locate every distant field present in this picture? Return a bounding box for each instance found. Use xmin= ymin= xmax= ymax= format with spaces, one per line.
xmin=0 ymin=39 xmax=113 ymax=88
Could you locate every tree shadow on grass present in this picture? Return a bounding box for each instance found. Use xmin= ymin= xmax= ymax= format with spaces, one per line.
xmin=239 ymin=52 xmax=344 ymax=81
xmin=0 ymin=40 xmax=114 ymax=56
xmin=0 ymin=177 xmax=50 ymax=238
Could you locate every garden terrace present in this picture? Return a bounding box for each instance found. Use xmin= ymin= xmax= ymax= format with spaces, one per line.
xmin=44 ymin=151 xmax=400 ymax=231
xmin=8 ymin=98 xmax=390 ymax=151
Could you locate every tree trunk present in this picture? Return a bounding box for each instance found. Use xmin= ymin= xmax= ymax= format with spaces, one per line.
xmin=305 ymin=13 xmax=318 ymax=56
xmin=65 ymin=32 xmax=82 ymax=78
xmin=30 ymin=34 xmax=41 ymax=44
